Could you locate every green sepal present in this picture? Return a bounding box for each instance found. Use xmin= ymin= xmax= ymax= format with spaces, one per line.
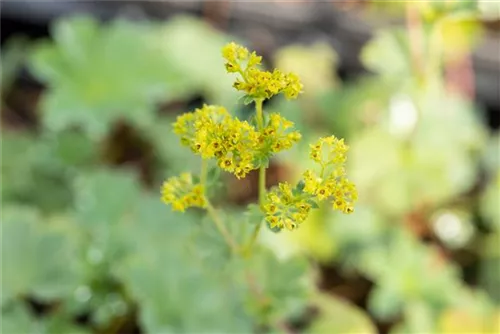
xmin=253 ymin=156 xmax=270 ymax=169
xmin=268 ymin=224 xmax=282 ymax=233
xmin=308 ymin=199 xmax=320 ymax=209
xmin=243 ymin=95 xmax=254 ymax=105
xmin=293 ymin=180 xmax=306 ymax=195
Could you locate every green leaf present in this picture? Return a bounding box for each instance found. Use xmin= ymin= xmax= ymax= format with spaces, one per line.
xmin=295 ymin=180 xmax=305 ymax=192
xmin=2 ymin=301 xmax=90 ymax=334
xmin=115 ymin=197 xmax=253 ymax=333
xmin=308 ymin=200 xmax=319 ymax=209
xmin=29 ymin=16 xmax=183 ymax=138
xmin=1 ymin=302 xmax=39 ymax=334
xmin=1 ymin=206 xmax=83 ymax=305
xmin=72 ymin=168 xmax=143 ymax=265
xmin=1 ymin=131 xmax=74 ymax=213
xmin=242 ymin=248 xmax=312 ymax=323
xmin=73 ymin=168 xmax=141 ymax=228
xmin=157 ymin=16 xmax=241 ymax=106
xmin=1 ymin=35 xmax=31 ymax=93
xmin=360 ymin=29 xmax=410 ymax=78
xmin=307 ymin=294 xmax=377 ymax=334
xmin=49 ymin=130 xmax=98 ymax=167
xmin=368 ymin=285 xmax=404 ymax=321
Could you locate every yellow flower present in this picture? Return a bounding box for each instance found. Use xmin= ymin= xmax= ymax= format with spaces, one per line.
xmin=218 ymin=157 xmax=235 ymax=172
xmin=172 ymin=104 xmax=263 ymax=179
xmin=259 ymin=113 xmax=301 ymax=155
xmin=161 ymin=173 xmax=206 ymax=211
xmin=283 ymin=73 xmax=303 ymax=99
xmin=315 ymin=185 xmax=331 ymax=201
xmin=262 ymin=182 xmax=314 ymax=231
xmin=299 ymin=136 xmax=357 ymax=214
xmin=303 ymin=169 xmax=320 ymax=194
xmin=222 ymin=42 xmax=303 ymax=100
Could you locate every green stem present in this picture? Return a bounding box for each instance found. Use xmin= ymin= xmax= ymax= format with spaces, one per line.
xmin=205 ymin=199 xmax=239 ymax=253
xmin=254 ymin=99 xmax=266 ymax=205
xmin=245 ymin=99 xmax=266 ymax=253
xmin=200 ymin=158 xmax=208 ymax=187
xmin=200 ymin=158 xmax=238 ymax=253
xmin=255 ymin=98 xmax=264 ymax=129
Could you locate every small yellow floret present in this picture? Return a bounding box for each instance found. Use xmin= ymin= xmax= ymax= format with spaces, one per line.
xmin=161 ymin=173 xmax=206 ymax=212
xmin=222 ymin=42 xmax=303 ymax=100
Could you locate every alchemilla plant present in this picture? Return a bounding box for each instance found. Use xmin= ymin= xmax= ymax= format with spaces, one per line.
xmin=161 ymin=42 xmax=357 ymax=253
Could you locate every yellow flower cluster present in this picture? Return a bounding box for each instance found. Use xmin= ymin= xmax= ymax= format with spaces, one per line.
xmin=173 ymin=105 xmax=302 ymax=179
xmin=262 ymin=135 xmax=357 ymax=231
xmin=309 ymin=135 xmax=348 ymax=165
xmin=303 ymin=136 xmax=357 ymax=214
xmin=260 ymin=113 xmax=302 ymax=154
xmin=174 ymin=104 xmax=259 ymax=179
xmin=222 ymin=42 xmax=303 ymax=100
xmin=263 ymin=182 xmax=313 ymax=231
xmin=161 ymin=173 xmax=206 ymax=212
xmin=302 ymin=170 xmax=357 ymax=213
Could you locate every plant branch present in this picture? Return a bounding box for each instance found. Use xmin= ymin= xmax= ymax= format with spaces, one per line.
xmin=200 ymin=158 xmax=208 ymax=187
xmin=246 ymin=99 xmax=266 ymax=252
xmin=205 ymin=199 xmax=239 ymax=253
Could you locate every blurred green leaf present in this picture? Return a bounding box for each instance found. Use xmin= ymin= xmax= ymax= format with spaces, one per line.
xmin=115 ymin=196 xmax=253 ymax=333
xmin=1 ymin=128 xmax=102 ymax=213
xmin=1 ymin=301 xmax=90 ymax=334
xmin=48 ymin=130 xmax=99 ymax=168
xmin=242 ymin=248 xmax=312 ymax=324
xmin=368 ymin=284 xmax=403 ymax=321
xmin=360 ymin=29 xmax=410 ymax=78
xmin=307 ymin=294 xmax=376 ymax=334
xmin=1 ymin=206 xmax=83 ymax=305
xmin=1 ymin=302 xmax=39 ymax=334
xmin=29 ymin=16 xmax=183 ymax=138
xmin=72 ymin=168 xmax=143 ymax=266
xmin=1 ymin=35 xmax=30 ymax=93
xmin=367 ymin=230 xmax=461 ymax=321
xmin=157 ymin=16 xmax=240 ymax=106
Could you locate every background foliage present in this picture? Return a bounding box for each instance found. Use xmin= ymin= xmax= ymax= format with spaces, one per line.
xmin=1 ymin=2 xmax=499 ymax=333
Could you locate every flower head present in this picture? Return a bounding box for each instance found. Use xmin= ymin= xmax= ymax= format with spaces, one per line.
xmin=222 ymin=42 xmax=303 ymax=100
xmin=173 ymin=104 xmax=261 ymax=179
xmin=302 ymin=135 xmax=357 ymax=214
xmin=161 ymin=173 xmax=206 ymax=212
xmin=309 ymin=135 xmax=348 ymax=165
xmin=263 ymin=182 xmax=313 ymax=231
xmin=259 ymin=113 xmax=302 ymax=154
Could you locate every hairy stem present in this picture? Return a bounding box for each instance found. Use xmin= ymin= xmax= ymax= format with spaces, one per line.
xmin=205 ymin=199 xmax=239 ymax=253
xmin=200 ymin=158 xmax=238 ymax=253
xmin=246 ymin=99 xmax=266 ymax=252
xmin=256 ymin=99 xmax=267 ymax=203
xmin=254 ymin=99 xmax=266 ymax=206
xmin=200 ymin=158 xmax=208 ymax=187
